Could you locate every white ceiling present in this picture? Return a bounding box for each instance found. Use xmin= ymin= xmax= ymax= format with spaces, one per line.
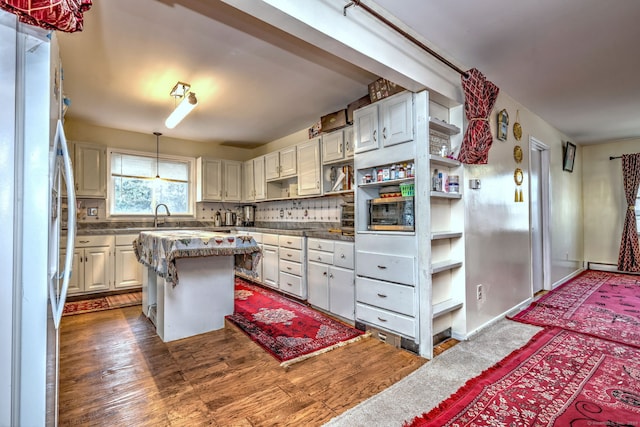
xmin=58 ymin=0 xmax=640 ymax=147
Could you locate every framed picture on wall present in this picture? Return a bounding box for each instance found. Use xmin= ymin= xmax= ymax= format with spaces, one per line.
xmin=563 ymin=141 xmax=576 ymax=172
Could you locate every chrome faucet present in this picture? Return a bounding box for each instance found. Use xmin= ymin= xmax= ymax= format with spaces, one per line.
xmin=154 ymin=203 xmax=171 ymax=228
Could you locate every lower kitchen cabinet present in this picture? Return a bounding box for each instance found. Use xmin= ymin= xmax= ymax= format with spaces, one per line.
xmin=114 ymin=234 xmax=143 ymax=290
xmin=307 ymin=238 xmax=355 ymax=321
xmin=63 ymin=235 xmax=112 ymax=295
xmin=261 ymin=234 xmax=279 ymax=289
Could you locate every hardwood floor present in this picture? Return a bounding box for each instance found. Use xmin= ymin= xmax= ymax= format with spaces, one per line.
xmin=58 ymin=306 xmax=426 ymax=426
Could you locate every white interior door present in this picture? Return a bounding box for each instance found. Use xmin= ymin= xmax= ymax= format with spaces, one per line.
xmin=529 ymin=137 xmax=551 ymax=293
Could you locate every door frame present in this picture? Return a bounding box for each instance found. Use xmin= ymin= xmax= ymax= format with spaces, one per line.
xmin=529 ymin=136 xmax=551 ymax=291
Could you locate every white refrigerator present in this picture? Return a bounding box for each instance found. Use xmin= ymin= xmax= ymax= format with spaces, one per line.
xmin=0 ymin=11 xmax=76 ymax=427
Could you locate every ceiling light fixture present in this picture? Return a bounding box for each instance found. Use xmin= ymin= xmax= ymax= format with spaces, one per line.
xmin=165 ymin=81 xmax=198 ymax=129
xmin=154 ymin=131 xmax=162 ymax=179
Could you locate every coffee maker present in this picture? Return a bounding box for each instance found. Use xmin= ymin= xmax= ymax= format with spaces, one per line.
xmin=241 ymin=205 xmax=256 ymax=226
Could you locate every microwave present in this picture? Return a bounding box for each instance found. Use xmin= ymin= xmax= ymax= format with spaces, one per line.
xmin=367 ymin=196 xmax=414 ymax=231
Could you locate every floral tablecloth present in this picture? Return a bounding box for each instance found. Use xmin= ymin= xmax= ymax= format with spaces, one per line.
xmin=133 ymin=230 xmax=261 ymax=286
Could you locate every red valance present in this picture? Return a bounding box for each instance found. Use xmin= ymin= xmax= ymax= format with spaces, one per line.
xmin=457 ymin=68 xmax=500 ymax=165
xmin=0 ymin=0 xmax=92 ymax=33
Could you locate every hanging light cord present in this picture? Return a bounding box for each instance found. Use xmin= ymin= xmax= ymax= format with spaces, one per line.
xmin=154 ymin=132 xmax=162 ymax=178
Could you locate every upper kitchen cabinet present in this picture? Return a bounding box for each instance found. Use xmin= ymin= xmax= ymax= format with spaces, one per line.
xmin=74 ymin=142 xmax=106 ymax=198
xmin=322 ymin=126 xmax=354 ymax=164
xmin=297 ymin=138 xmax=321 ymax=196
xmin=354 ymin=91 xmax=414 ymax=154
xmin=265 ymin=146 xmax=297 ymax=181
xmin=223 ymin=160 xmax=242 ymax=202
xmin=244 ymin=156 xmax=266 ymax=202
xmin=196 ymin=157 xmax=241 ymax=202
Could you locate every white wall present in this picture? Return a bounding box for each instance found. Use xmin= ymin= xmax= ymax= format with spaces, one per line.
xmin=583 ymin=138 xmax=639 ymax=265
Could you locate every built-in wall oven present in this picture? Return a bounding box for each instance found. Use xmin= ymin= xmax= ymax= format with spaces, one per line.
xmin=367 ymin=196 xmax=414 ymax=231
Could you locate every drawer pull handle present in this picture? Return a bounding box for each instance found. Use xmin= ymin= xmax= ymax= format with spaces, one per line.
xmin=287 ymin=241 xmax=292 ymax=245
xmin=329 ymin=274 xmax=334 ymax=279
xmin=287 ymin=267 xmax=292 ymax=271
xmin=317 ymin=256 xmax=322 ymax=260
xmin=287 ymin=283 xmax=293 ymax=287
xmin=377 ymin=317 xmax=387 ymax=322
xmin=79 ymin=240 xmax=90 ymax=243
xmin=377 ymin=293 xmax=388 ymax=298
xmin=377 ymin=265 xmax=387 ymax=269
xmin=340 ymin=254 xmax=346 ymax=258
xmin=287 ymin=254 xmax=293 ymax=257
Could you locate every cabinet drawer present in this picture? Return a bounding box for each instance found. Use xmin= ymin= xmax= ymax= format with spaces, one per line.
xmin=356 ymin=303 xmax=415 ymax=338
xmin=279 ymin=247 xmax=301 ymax=263
xmin=308 ymin=249 xmax=333 ymax=265
xmin=262 ymin=233 xmax=279 ymax=246
xmin=280 ymin=259 xmax=302 ymax=276
xmin=115 ymin=234 xmax=138 ymax=246
xmin=278 ymin=235 xmax=303 ymax=249
xmin=334 ymin=241 xmax=354 ymax=269
xmin=75 ymin=235 xmax=113 ymax=248
xmin=356 ymin=251 xmax=414 ymax=285
xmin=356 ymin=277 xmax=414 ymax=316
xmin=307 ymin=238 xmax=334 ymax=252
xmin=279 ymin=272 xmax=303 ymax=296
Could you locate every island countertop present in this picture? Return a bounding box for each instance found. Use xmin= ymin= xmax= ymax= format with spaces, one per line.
xmin=134 ymin=230 xmax=260 ymax=285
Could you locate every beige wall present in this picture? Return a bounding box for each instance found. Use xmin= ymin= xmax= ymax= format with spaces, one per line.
xmin=64 ymin=118 xmax=252 ymax=161
xmin=582 ymin=138 xmax=639 ymax=265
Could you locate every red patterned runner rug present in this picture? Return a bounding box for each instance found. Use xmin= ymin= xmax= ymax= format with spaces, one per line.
xmin=510 ymin=270 xmax=640 ymax=348
xmin=63 ymin=291 xmax=142 ymax=316
xmin=406 ymin=328 xmax=640 ymax=426
xmin=227 ymin=278 xmax=367 ymax=367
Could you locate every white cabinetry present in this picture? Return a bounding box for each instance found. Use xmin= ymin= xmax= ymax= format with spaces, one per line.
xmin=261 ymin=233 xmax=279 ymax=289
xmin=64 ymin=235 xmax=112 ymax=295
xmin=196 ymin=157 xmax=242 ymax=202
xmin=114 ymin=234 xmax=143 ymax=289
xmin=265 ymin=146 xmax=297 ymax=181
xmin=307 ymin=238 xmax=355 ymax=321
xmin=74 ymin=142 xmax=106 ymax=198
xmin=353 ymin=91 xmax=414 ymax=154
xmin=322 ymin=127 xmax=354 ymax=163
xmin=243 ymin=156 xmax=266 ymax=202
xmin=354 ymin=90 xmax=465 ymax=358
xmin=278 ymin=235 xmax=307 ymax=299
xmin=297 ymin=138 xmax=321 ymax=196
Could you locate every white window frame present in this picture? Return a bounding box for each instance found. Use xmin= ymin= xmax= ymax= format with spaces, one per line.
xmin=106 ymin=148 xmax=196 ymax=219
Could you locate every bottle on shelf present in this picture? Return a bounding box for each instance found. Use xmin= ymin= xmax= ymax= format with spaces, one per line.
xmin=432 ymin=169 xmax=439 ymax=191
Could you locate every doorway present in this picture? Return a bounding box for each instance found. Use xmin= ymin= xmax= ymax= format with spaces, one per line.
xmin=529 ymin=137 xmax=551 ymax=293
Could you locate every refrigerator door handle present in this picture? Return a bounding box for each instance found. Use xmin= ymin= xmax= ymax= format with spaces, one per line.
xmin=49 ymin=120 xmax=76 ymax=329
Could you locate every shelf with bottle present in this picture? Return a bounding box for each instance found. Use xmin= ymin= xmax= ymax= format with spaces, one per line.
xmin=357 ymin=159 xmax=415 ymax=188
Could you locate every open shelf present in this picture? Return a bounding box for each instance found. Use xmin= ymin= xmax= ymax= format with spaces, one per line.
xmin=431 ymin=231 xmax=463 ymax=240
xmin=432 ymin=299 xmax=463 ymax=319
xmin=431 ymin=260 xmax=463 ymax=274
xmin=358 ymin=177 xmax=414 ymax=188
xmin=430 ymin=154 xmax=461 ymax=168
xmin=429 ymin=118 xmax=461 ymax=135
xmin=431 ymin=191 xmax=462 ymax=199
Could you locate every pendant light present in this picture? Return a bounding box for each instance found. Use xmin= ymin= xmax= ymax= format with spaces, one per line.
xmin=154 ymin=131 xmax=162 ymax=179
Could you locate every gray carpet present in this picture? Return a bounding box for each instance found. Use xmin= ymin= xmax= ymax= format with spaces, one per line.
xmin=324 ymin=318 xmax=542 ymax=427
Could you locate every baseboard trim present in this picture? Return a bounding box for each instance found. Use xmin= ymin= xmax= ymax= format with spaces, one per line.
xmin=551 ymin=268 xmax=585 ymax=290
xmin=457 ymin=297 xmax=534 ymax=341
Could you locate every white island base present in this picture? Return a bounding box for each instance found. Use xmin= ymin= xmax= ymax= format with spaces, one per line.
xmin=142 ymin=256 xmax=235 ymax=342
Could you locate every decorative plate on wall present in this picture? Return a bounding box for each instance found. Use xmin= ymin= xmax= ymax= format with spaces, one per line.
xmin=513 ymin=110 xmax=522 ymax=141
xmin=514 ymin=168 xmax=524 ymax=186
xmin=514 ymin=145 xmax=523 ymax=163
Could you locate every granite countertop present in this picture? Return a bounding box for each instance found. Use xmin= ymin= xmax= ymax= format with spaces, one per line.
xmin=73 ymin=222 xmax=354 ymax=241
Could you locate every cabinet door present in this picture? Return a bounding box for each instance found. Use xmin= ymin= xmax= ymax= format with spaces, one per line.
xmin=114 ymin=246 xmax=143 ymax=289
xmin=381 ymin=92 xmax=414 ymax=147
xmin=329 ymin=266 xmax=355 ymax=320
xmin=74 ymin=143 xmax=106 ymax=198
xmin=322 ymin=130 xmax=344 ymax=163
xmin=279 ymin=146 xmax=297 ymax=178
xmin=83 ymin=246 xmax=111 ymax=292
xmin=297 ymin=139 xmax=321 ymax=196
xmin=308 ymin=261 xmax=329 ymax=310
xmin=61 ymin=249 xmax=82 ymax=294
xmin=262 ymin=244 xmax=279 ymax=289
xmin=223 ymin=160 xmax=242 ymax=201
xmin=265 ymin=152 xmax=280 ymax=181
xmin=243 ymin=160 xmax=254 ymax=201
xmin=253 ymin=156 xmax=266 ymax=200
xmin=334 ymin=241 xmax=354 ymax=269
xmin=354 ymin=103 xmax=379 ymax=153
xmin=344 ymin=127 xmax=355 ymax=158
xmin=197 ymin=158 xmax=222 ymax=201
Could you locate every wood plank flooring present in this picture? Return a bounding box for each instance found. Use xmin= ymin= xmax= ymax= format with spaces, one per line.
xmin=58 ymin=306 xmax=426 ymax=426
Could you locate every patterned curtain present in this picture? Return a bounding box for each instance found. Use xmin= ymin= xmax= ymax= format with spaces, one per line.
xmin=457 ymin=68 xmax=500 ymax=165
xmin=0 ymin=0 xmax=92 ymax=33
xmin=617 ymin=153 xmax=640 ymax=272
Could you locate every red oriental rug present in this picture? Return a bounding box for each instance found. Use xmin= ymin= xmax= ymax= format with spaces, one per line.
xmin=510 ymin=270 xmax=640 ymax=348
xmin=62 ymin=291 xmax=142 ymax=316
xmin=406 ymin=328 xmax=640 ymax=426
xmin=226 ymin=278 xmax=367 ymax=367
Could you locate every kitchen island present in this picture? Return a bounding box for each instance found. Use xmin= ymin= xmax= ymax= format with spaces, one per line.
xmin=134 ymin=230 xmax=260 ymax=342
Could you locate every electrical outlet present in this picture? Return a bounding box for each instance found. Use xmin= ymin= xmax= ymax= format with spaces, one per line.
xmin=476 ymin=284 xmax=483 ymax=301
xmin=87 ymin=207 xmax=98 ymax=216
